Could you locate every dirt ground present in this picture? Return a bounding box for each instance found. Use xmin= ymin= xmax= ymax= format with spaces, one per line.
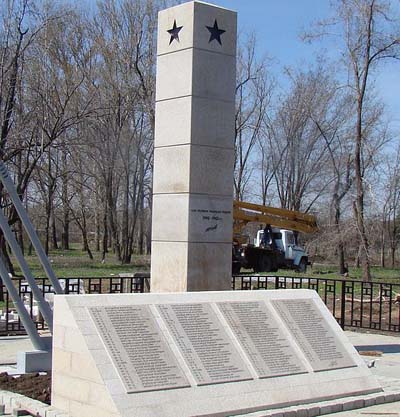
xmin=0 ymin=372 xmax=51 ymax=404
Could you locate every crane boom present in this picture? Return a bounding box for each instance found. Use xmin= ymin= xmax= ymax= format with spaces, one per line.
xmin=233 ymin=200 xmax=318 ymax=234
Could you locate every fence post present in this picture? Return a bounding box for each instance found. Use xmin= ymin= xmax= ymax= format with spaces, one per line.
xmin=275 ymin=276 xmax=279 ymax=290
xmin=340 ymin=280 xmax=346 ymax=330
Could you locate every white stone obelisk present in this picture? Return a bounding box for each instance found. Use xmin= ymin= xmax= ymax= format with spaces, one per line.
xmin=151 ymin=1 xmax=237 ymax=292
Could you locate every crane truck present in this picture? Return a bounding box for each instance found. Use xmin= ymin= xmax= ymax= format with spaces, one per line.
xmin=232 ymin=201 xmax=318 ymax=274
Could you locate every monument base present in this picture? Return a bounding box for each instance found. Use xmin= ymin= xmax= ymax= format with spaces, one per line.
xmin=17 ymin=337 xmax=52 ymax=373
xmin=17 ymin=350 xmax=52 ymax=373
xmin=52 ymin=290 xmax=382 ymax=417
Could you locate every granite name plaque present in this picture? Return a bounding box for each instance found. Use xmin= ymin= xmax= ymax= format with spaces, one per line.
xmin=272 ymin=299 xmax=356 ymax=371
xmin=89 ymin=305 xmax=190 ymax=393
xmin=157 ymin=303 xmax=252 ymax=385
xmin=218 ymin=301 xmax=307 ymax=378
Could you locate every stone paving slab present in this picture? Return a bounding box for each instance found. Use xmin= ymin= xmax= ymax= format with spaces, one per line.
xmin=0 ymin=337 xmax=33 ymax=366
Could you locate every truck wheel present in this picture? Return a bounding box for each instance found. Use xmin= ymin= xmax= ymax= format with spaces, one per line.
xmin=298 ymin=258 xmax=307 ymax=273
xmin=260 ymin=255 xmax=272 ymax=273
xmin=232 ymin=263 xmax=241 ymax=275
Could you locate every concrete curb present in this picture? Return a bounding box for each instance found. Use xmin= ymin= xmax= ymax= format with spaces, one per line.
xmin=1 ymin=389 xmax=400 ymax=417
xmin=235 ymin=390 xmax=400 ymax=417
xmin=0 ymin=390 xmax=68 ymax=417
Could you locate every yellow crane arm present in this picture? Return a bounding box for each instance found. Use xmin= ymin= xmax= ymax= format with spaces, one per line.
xmin=233 ymin=200 xmax=318 ymax=234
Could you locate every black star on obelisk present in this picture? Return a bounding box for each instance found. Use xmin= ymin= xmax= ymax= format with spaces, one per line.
xmin=206 ymin=19 xmax=225 ymax=45
xmin=167 ymin=20 xmax=183 ymax=45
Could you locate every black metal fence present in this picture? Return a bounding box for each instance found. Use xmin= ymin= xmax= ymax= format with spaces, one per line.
xmin=0 ymin=275 xmax=150 ymax=336
xmin=232 ymin=275 xmax=400 ymax=333
xmin=0 ymin=274 xmax=399 ymax=336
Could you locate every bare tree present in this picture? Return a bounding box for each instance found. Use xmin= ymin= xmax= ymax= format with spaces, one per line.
xmin=306 ymin=0 xmax=400 ymax=280
xmin=311 ymin=86 xmax=355 ymax=274
xmin=380 ymin=144 xmax=400 ymax=267
xmin=73 ymin=0 xmax=157 ymax=262
xmin=269 ymin=64 xmax=334 ymax=213
xmin=0 ymin=0 xmax=39 ymax=274
xmin=33 ymin=147 xmax=60 ymax=254
xmin=234 ymin=34 xmax=272 ymax=201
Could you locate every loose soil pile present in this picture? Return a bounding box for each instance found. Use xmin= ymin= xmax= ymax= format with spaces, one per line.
xmin=0 ymin=372 xmax=51 ymax=404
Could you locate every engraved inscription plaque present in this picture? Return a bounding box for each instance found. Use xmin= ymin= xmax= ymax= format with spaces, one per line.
xmin=272 ymin=299 xmax=356 ymax=371
xmin=218 ymin=301 xmax=307 ymax=378
xmin=157 ymin=303 xmax=252 ymax=385
xmin=89 ymin=306 xmax=190 ymax=393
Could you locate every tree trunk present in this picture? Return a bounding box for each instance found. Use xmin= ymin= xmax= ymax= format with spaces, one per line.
xmin=0 ymin=234 xmax=15 ymax=276
xmin=390 ymin=246 xmax=395 ymax=268
xmin=355 ymin=245 xmax=361 ymax=269
xmin=0 ymin=230 xmax=16 ymax=300
xmin=82 ymin=237 xmax=87 ymax=251
xmin=121 ymin=177 xmax=130 ymax=264
xmin=17 ymin=219 xmax=24 ymax=256
xmin=61 ymin=151 xmax=70 ymax=250
xmin=138 ymin=212 xmax=144 ymax=255
xmin=333 ymin=189 xmax=347 ymax=275
xmin=51 ymin=211 xmax=58 ymax=250
xmin=102 ymin=201 xmax=108 ymax=262
xmin=16 ymin=154 xmax=24 ymax=255
xmin=44 ymin=206 xmax=50 ymax=255
xmin=380 ymin=217 xmax=386 ymax=268
xmin=82 ymin=231 xmax=93 ymax=260
xmin=61 ymin=214 xmax=69 ymax=250
xmin=338 ymin=242 xmax=346 ymax=275
xmin=389 ymin=214 xmax=398 ymax=268
xmin=353 ymin=163 xmax=371 ymax=283
xmin=138 ymin=166 xmax=145 ymax=255
xmin=94 ymin=202 xmax=100 ymax=252
xmin=80 ymin=212 xmax=93 ymax=260
xmin=106 ymin=172 xmax=121 ymax=261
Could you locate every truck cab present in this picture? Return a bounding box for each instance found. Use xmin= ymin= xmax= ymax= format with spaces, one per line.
xmin=254 ymin=228 xmax=309 ymax=272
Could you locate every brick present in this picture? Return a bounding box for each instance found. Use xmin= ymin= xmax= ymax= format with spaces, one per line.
xmin=384 ymin=392 xmax=398 ymax=403
xmin=283 ymin=410 xmax=297 ymax=417
xmin=319 ymin=402 xmax=342 ymax=415
xmin=375 ymin=394 xmax=386 ymax=404
xmin=342 ymin=398 xmax=364 ymax=411
xmin=307 ymin=406 xmax=320 ymax=417
xmin=363 ymin=396 xmax=376 ymax=407
xmin=296 ymin=408 xmax=308 ymax=417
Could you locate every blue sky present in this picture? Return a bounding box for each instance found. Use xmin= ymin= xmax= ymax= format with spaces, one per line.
xmin=212 ymin=0 xmax=400 ymax=131
xmin=215 ymin=0 xmax=331 ymax=64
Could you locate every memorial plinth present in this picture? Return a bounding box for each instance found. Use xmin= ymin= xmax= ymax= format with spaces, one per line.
xmin=151 ymin=1 xmax=236 ymax=292
xmin=52 ymin=290 xmax=382 ymax=417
